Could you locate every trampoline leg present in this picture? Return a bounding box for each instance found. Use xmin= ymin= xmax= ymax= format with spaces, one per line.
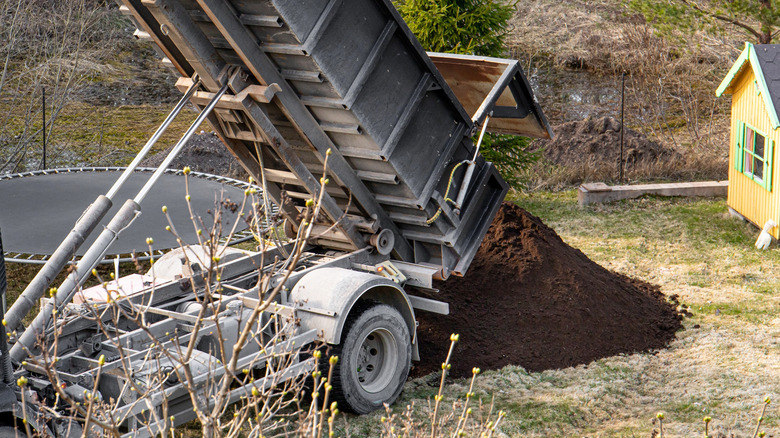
xmin=0 ymin=230 xmax=13 ymax=384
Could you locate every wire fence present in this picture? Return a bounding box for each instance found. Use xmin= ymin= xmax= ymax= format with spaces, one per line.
xmin=0 ymin=0 xmax=188 ymax=175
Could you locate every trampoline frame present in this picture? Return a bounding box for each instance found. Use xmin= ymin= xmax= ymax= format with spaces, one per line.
xmin=1 ymin=166 xmax=273 ymax=264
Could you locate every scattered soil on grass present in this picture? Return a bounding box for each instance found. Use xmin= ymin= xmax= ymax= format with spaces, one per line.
xmin=141 ymin=132 xmax=249 ymax=180
xmin=412 ymin=202 xmax=684 ymax=378
xmin=531 ymin=115 xmax=681 ymax=168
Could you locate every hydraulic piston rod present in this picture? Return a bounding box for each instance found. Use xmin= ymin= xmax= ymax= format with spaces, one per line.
xmin=3 ymin=78 xmax=202 ymax=335
xmin=10 ymin=80 xmax=227 ymax=362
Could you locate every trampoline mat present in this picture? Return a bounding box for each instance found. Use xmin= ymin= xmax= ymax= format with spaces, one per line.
xmin=0 ymin=169 xmax=253 ymax=258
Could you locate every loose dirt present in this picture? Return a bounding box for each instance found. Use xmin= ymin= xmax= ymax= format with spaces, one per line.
xmin=531 ymin=115 xmax=680 ymax=169
xmin=413 ymin=202 xmax=683 ymax=378
xmin=141 ymin=132 xmax=249 ymax=180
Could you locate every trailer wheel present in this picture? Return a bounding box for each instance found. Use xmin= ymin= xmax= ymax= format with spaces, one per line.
xmin=329 ymin=302 xmax=411 ymax=414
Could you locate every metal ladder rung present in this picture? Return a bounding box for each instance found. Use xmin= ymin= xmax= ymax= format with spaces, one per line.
xmin=389 ymin=212 xmax=430 ymax=227
xmin=356 ymin=170 xmax=398 ymax=184
xmin=133 ymin=29 xmax=153 ymax=42
xmin=374 ymin=194 xmax=420 ymax=209
xmin=402 ymin=230 xmax=446 ymax=245
xmin=338 ymin=147 xmax=384 ymax=160
xmin=224 ymin=130 xmax=262 ymax=142
xmin=192 ymin=10 xmax=284 ymax=28
xmin=239 ymin=14 xmax=284 ymax=27
xmin=263 ymin=168 xmax=302 ymax=185
xmin=285 ymin=186 xmax=349 ymax=200
xmin=281 ymin=69 xmax=323 ymax=83
xmin=263 ymin=43 xmax=306 ymax=55
xmin=320 ymin=122 xmax=362 ymax=135
xmin=299 ymin=95 xmax=345 ymax=109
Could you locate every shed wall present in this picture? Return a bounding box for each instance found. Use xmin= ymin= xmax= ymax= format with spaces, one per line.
xmin=728 ymin=69 xmax=780 ymax=238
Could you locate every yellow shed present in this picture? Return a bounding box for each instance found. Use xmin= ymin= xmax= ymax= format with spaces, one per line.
xmin=717 ymin=42 xmax=780 ymax=238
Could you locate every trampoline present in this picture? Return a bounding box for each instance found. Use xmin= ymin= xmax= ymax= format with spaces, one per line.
xmin=0 ymin=167 xmax=269 ymax=264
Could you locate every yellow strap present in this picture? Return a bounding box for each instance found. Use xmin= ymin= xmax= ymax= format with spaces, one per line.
xmin=426 ymin=161 xmax=466 ymax=225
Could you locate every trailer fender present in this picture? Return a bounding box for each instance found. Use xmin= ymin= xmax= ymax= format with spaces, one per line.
xmin=288 ymin=267 xmax=417 ymax=354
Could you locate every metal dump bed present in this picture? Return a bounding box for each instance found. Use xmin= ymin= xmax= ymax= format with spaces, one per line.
xmin=118 ymin=0 xmax=548 ymax=277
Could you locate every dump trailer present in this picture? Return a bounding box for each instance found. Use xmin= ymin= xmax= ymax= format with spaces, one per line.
xmin=0 ymin=0 xmax=551 ymax=435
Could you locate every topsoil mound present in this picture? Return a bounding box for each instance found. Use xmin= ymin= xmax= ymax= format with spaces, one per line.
xmin=531 ymin=116 xmax=680 ymax=168
xmin=413 ymin=202 xmax=683 ymax=378
xmin=142 ymin=132 xmax=249 ymax=180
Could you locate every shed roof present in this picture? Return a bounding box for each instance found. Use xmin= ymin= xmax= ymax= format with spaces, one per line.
xmin=717 ymin=43 xmax=780 ymax=129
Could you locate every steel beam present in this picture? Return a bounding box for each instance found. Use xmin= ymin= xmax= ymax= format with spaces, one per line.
xmin=238 ymin=99 xmax=363 ymax=245
xmin=203 ymin=112 xmax=302 ymax=226
xmin=196 ymin=0 xmax=414 ymax=261
xmin=141 ymin=0 xmax=227 ymax=90
xmin=118 ymin=0 xmax=192 ymax=77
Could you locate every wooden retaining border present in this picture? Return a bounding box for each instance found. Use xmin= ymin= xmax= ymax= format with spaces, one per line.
xmin=578 ymin=181 xmax=729 ymax=206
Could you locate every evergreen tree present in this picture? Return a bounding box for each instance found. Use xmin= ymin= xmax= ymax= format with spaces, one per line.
xmin=395 ymin=0 xmax=515 ymax=57
xmin=396 ymin=0 xmax=538 ymax=188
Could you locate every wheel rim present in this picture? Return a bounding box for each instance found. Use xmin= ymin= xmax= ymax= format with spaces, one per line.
xmin=355 ymin=328 xmax=398 ymax=394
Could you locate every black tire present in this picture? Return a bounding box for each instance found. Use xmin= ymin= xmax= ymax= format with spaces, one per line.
xmin=329 ymin=302 xmax=411 ymax=414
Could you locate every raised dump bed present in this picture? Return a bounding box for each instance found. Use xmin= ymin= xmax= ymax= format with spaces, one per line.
xmin=118 ymin=0 xmax=551 ymax=277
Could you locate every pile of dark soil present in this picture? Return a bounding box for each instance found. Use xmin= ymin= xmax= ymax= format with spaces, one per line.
xmin=141 ymin=132 xmax=249 ymax=180
xmin=413 ymin=202 xmax=683 ymax=378
xmin=531 ymin=116 xmax=680 ymax=168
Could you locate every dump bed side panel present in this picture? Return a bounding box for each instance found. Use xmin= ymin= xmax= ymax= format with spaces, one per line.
xmin=119 ymin=0 xmax=508 ymax=276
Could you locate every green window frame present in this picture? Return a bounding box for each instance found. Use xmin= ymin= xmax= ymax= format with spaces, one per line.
xmin=735 ymin=120 xmax=774 ymax=191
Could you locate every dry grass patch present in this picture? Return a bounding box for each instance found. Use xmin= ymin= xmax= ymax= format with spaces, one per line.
xmin=0 ymin=100 xmax=209 ymax=169
xmin=507 ymin=0 xmax=735 ymax=189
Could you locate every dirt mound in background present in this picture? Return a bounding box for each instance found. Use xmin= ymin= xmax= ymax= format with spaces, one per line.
xmin=531 ymin=116 xmax=680 ymax=168
xmin=413 ymin=202 xmax=683 ymax=378
xmin=142 ymin=132 xmax=249 ymax=180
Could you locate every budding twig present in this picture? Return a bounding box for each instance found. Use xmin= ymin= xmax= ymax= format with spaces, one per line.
xmin=432 ymin=333 xmax=459 ymax=438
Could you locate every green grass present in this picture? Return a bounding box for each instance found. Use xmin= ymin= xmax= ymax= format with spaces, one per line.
xmin=7 ymin=185 xmax=780 ymax=436
xmin=10 ymin=188 xmax=780 ymax=436
xmin=365 ymin=193 xmax=780 ymax=437
xmin=0 ymin=100 xmax=210 ymax=169
xmin=500 ymin=399 xmax=587 ymax=432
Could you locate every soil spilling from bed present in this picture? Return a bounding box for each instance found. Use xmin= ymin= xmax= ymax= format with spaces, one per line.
xmin=530 ymin=115 xmax=680 ymax=168
xmin=412 ymin=202 xmax=683 ymax=378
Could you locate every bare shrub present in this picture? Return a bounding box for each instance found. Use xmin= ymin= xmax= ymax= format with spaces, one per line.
xmin=0 ymin=0 xmax=128 ymax=172
xmin=507 ymin=0 xmax=736 ymax=187
xmin=7 ymin=159 xmax=507 ymax=437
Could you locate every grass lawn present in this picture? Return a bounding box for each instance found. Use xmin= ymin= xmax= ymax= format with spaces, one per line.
xmin=0 ymin=100 xmax=209 ymax=170
xmin=6 ymin=190 xmax=777 ymax=437
xmin=344 ymin=192 xmax=780 ymax=437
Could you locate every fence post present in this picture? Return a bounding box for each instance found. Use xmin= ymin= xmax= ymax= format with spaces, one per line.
xmin=41 ymin=86 xmax=46 ymax=170
xmin=619 ymin=72 xmax=625 ymax=182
